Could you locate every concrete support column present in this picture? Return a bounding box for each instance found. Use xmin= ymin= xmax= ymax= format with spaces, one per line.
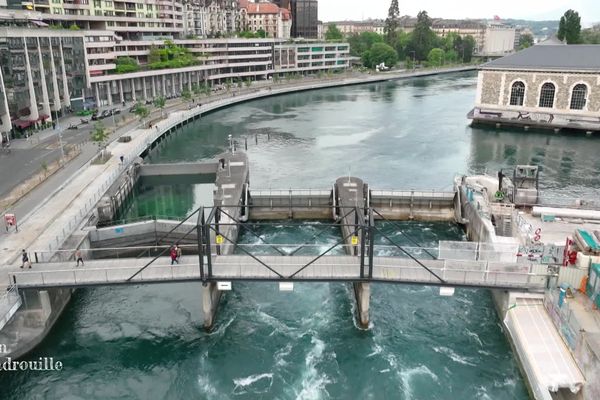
xmin=197 ymin=71 xmax=201 ymax=86
xmin=353 ymin=282 xmax=370 ymax=328
xmin=151 ymin=76 xmax=156 ymax=98
xmin=107 ymin=83 xmax=113 ymax=106
xmin=118 ymin=80 xmax=124 ymax=104
xmin=39 ymin=290 xmax=52 ymax=319
xmin=142 ymin=78 xmax=147 ymax=100
xmin=48 ymin=41 xmax=61 ymax=113
xmin=23 ymin=38 xmax=39 ymax=122
xmin=171 ymin=74 xmax=176 ymax=95
xmin=0 ymin=67 xmax=12 ymax=136
xmin=188 ymin=72 xmax=192 ymax=91
xmin=58 ymin=39 xmax=71 ymax=108
xmin=179 ymin=73 xmax=183 ymax=92
xmin=162 ymin=75 xmax=166 ymax=96
xmin=36 ymin=38 xmax=52 ymax=121
xmin=202 ymin=282 xmax=222 ymax=329
xmin=94 ymin=84 xmax=100 ymax=108
xmin=131 ymin=79 xmax=136 ymax=101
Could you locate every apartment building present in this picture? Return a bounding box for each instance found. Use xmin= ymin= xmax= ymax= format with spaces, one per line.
xmin=0 ymin=9 xmax=350 ymax=135
xmin=323 ymin=20 xmax=385 ymax=37
xmin=242 ymin=0 xmax=291 ymax=39
xmin=182 ymin=0 xmax=243 ymax=38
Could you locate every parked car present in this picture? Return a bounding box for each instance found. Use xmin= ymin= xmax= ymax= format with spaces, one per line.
xmin=111 ymin=108 xmax=121 ymax=115
xmin=91 ymin=113 xmax=99 ymax=121
xmin=100 ymin=110 xmax=111 ymax=119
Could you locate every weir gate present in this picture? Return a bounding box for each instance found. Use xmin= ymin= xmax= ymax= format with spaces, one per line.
xmin=6 ymin=153 xmax=553 ymax=329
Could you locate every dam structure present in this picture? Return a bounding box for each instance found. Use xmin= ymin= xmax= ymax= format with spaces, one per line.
xmin=4 ymin=150 xmax=596 ymax=399
xmin=2 ymin=71 xmax=600 ymax=400
xmin=6 ymin=151 xmax=551 ymax=328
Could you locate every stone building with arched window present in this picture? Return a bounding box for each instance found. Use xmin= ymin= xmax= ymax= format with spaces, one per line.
xmin=469 ymin=43 xmax=600 ymax=133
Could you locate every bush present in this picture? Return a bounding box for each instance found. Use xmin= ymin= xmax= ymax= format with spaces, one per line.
xmin=115 ymin=57 xmax=140 ymax=74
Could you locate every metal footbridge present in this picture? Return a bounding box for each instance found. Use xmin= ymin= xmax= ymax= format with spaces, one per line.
xmin=7 ymin=205 xmax=551 ymax=291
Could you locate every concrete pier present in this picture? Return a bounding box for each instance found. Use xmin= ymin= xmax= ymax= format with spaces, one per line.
xmin=335 ymin=176 xmax=370 ymax=328
xmin=201 ymin=151 xmax=249 ymax=329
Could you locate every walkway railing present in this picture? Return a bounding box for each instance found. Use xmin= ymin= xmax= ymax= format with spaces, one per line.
xmin=0 ymin=284 xmax=22 ymax=331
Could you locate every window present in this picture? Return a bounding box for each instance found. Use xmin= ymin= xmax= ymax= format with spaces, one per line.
xmin=509 ymin=81 xmax=525 ymax=106
xmin=538 ymin=82 xmax=555 ymax=108
xmin=570 ymin=84 xmax=587 ymax=110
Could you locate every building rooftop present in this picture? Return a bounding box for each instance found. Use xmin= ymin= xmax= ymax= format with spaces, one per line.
xmin=482 ymin=44 xmax=600 ymax=72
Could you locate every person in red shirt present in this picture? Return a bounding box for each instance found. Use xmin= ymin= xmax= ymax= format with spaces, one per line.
xmin=170 ymin=246 xmax=178 ymax=265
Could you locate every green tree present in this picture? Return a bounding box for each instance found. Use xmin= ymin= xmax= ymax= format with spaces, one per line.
xmin=581 ymin=28 xmax=600 ymax=44
xmin=133 ymin=103 xmax=149 ymax=124
xmin=392 ymin=30 xmax=412 ymax=60
xmin=409 ymin=11 xmax=436 ymax=61
xmin=182 ymin=89 xmax=192 ymax=102
xmin=558 ymin=9 xmax=581 ymax=44
xmin=462 ymin=35 xmax=476 ymax=62
xmin=518 ymin=33 xmax=534 ymax=49
xmin=325 ymin=24 xmax=343 ymax=41
xmin=91 ymin=122 xmax=109 ymax=159
xmin=368 ymin=42 xmax=398 ymax=68
xmin=115 ymin=57 xmax=140 ymax=74
xmin=245 ymin=78 xmax=252 ymax=88
xmin=148 ymin=41 xmax=198 ymax=70
xmin=68 ymin=24 xmax=80 ymax=30
xmin=153 ymin=96 xmax=166 ymax=116
xmin=256 ymin=29 xmax=267 ymax=38
xmin=384 ymin=0 xmax=400 ymax=44
xmin=239 ymin=30 xmax=256 ymax=38
xmin=427 ymin=48 xmax=445 ymax=67
xmin=348 ymin=32 xmax=384 ymax=57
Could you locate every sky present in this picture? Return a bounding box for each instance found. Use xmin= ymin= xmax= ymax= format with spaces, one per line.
xmin=319 ymin=0 xmax=599 ymax=26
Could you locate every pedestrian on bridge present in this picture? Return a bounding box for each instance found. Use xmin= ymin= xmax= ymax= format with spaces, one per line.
xmin=75 ymin=249 xmax=84 ymax=267
xmin=176 ymin=245 xmax=182 ymax=262
xmin=170 ymin=245 xmax=178 ymax=265
xmin=21 ymin=249 xmax=31 ymax=269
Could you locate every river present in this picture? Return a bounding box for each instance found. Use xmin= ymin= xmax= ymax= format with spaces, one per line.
xmin=4 ymin=72 xmax=600 ymax=399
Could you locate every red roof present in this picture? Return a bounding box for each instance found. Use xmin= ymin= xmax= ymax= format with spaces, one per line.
xmin=246 ymin=2 xmax=280 ymax=14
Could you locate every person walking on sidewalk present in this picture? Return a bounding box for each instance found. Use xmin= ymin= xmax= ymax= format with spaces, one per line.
xmin=176 ymin=245 xmax=182 ymax=262
xmin=75 ymin=249 xmax=84 ymax=267
xmin=21 ymin=249 xmax=31 ymax=269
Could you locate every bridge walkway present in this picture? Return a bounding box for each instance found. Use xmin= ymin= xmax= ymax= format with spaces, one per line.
xmin=7 ymin=254 xmax=549 ymax=291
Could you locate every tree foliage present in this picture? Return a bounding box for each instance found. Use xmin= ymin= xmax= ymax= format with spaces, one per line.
xmin=427 ymin=48 xmax=445 ymax=66
xmin=557 ymin=9 xmax=581 ymax=44
xmin=518 ymin=33 xmax=534 ymax=49
xmin=461 ymin=35 xmax=476 ymax=62
xmin=409 ymin=11 xmax=436 ymax=61
xmin=133 ymin=103 xmax=150 ymax=122
xmin=581 ymin=28 xmax=600 ymax=44
xmin=325 ymin=24 xmax=343 ymax=41
xmin=384 ymin=0 xmax=400 ymax=43
xmin=363 ymin=42 xmax=398 ymax=68
xmin=348 ymin=32 xmax=384 ymax=57
xmin=148 ymin=41 xmax=198 ymax=70
xmin=153 ymin=96 xmax=166 ymax=116
xmin=90 ymin=122 xmax=108 ymax=148
xmin=256 ymin=29 xmax=267 ymax=38
xmin=115 ymin=57 xmax=140 ymax=74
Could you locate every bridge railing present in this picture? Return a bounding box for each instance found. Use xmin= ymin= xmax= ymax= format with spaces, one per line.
xmin=0 ymin=284 xmax=22 ymax=331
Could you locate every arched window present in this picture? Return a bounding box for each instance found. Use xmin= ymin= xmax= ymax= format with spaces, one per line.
xmin=509 ymin=81 xmax=525 ymax=106
xmin=539 ymin=83 xmax=555 ymax=108
xmin=570 ymin=84 xmax=587 ymax=110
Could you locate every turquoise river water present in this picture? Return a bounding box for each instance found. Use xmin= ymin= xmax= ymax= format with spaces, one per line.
xmin=3 ymin=72 xmax=600 ymax=399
